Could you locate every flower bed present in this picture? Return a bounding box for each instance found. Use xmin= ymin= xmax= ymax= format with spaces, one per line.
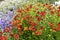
xmin=0 ymin=2 xmax=60 ymax=40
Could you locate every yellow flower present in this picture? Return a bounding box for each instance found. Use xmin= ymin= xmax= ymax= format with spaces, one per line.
xmin=32 ymin=32 xmax=35 ymax=35
xmin=24 ymin=27 xmax=28 ymax=31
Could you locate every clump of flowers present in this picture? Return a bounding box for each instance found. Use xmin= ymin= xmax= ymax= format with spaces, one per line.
xmin=0 ymin=10 xmax=14 ymax=32
xmin=1 ymin=2 xmax=60 ymax=40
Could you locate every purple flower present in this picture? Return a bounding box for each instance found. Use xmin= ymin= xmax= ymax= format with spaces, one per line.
xmin=0 ymin=12 xmax=12 ymax=31
xmin=0 ymin=8 xmax=15 ymax=32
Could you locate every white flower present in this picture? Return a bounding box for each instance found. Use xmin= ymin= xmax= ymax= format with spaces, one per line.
xmin=55 ymin=1 xmax=60 ymax=6
xmin=0 ymin=0 xmax=30 ymax=13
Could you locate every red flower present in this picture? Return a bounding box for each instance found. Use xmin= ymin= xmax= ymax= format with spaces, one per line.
xmin=29 ymin=4 xmax=33 ymax=8
xmin=55 ymin=27 xmax=60 ymax=31
xmin=17 ymin=9 xmax=23 ymax=13
xmin=4 ymin=27 xmax=10 ymax=32
xmin=17 ymin=24 xmax=22 ymax=27
xmin=13 ymin=34 xmax=19 ymax=39
xmin=0 ymin=36 xmax=1 ymax=40
xmin=37 ymin=11 xmax=46 ymax=16
xmin=54 ymin=26 xmax=60 ymax=31
xmin=30 ymin=17 xmax=33 ymax=21
xmin=36 ymin=15 xmax=41 ymax=22
xmin=9 ymin=21 xmax=11 ymax=24
xmin=37 ymin=18 xmax=41 ymax=22
xmin=0 ymin=36 xmax=6 ymax=40
xmin=36 ymin=15 xmax=39 ymax=18
xmin=32 ymin=22 xmax=37 ymax=26
xmin=57 ymin=9 xmax=60 ymax=12
xmin=14 ymin=15 xmax=18 ymax=20
xmin=26 ymin=7 xmax=29 ymax=11
xmin=57 ymin=14 xmax=60 ymax=17
xmin=57 ymin=22 xmax=60 ymax=27
xmin=25 ymin=14 xmax=30 ymax=18
xmin=48 ymin=22 xmax=54 ymax=27
xmin=29 ymin=26 xmax=36 ymax=31
xmin=28 ymin=21 xmax=32 ymax=25
xmin=40 ymin=27 xmax=43 ymax=30
xmin=53 ymin=22 xmax=60 ymax=31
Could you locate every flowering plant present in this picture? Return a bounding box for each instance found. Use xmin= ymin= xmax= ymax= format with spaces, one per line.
xmin=0 ymin=2 xmax=60 ymax=40
xmin=0 ymin=0 xmax=30 ymax=13
xmin=0 ymin=10 xmax=15 ymax=32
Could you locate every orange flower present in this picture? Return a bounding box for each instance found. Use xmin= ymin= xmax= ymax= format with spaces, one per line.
xmin=11 ymin=20 xmax=20 ymax=26
xmin=18 ymin=27 xmax=22 ymax=31
xmin=14 ymin=20 xmax=17 ymax=23
xmin=25 ymin=7 xmax=30 ymax=12
xmin=10 ymin=22 xmax=14 ymax=25
xmin=14 ymin=15 xmax=18 ymax=20
xmin=11 ymin=21 xmax=17 ymax=25
xmin=21 ymin=17 xmax=25 ymax=20
xmin=29 ymin=26 xmax=36 ymax=31
xmin=13 ymin=34 xmax=19 ymax=39
xmin=17 ymin=23 xmax=21 ymax=27
xmin=35 ymin=30 xmax=42 ymax=35
xmin=16 ymin=20 xmax=20 ymax=24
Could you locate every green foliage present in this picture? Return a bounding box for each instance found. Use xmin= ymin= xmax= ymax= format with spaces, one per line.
xmin=37 ymin=0 xmax=58 ymax=4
